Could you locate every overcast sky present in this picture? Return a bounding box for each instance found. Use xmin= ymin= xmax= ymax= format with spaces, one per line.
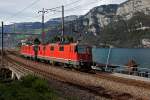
xmin=0 ymin=0 xmax=127 ymax=24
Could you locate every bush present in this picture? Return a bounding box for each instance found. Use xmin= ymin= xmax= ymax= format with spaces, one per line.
xmin=21 ymin=75 xmax=37 ymax=88
xmin=32 ymin=78 xmax=49 ymax=92
xmin=0 ymin=75 xmax=59 ymax=100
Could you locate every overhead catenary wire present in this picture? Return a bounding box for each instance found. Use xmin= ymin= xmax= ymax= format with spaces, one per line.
xmin=4 ymin=0 xmax=105 ymax=24
xmin=43 ymin=0 xmax=83 ymax=13
xmin=43 ymin=0 xmax=100 ymax=24
xmin=64 ymin=0 xmax=101 ymax=12
xmin=64 ymin=0 xmax=83 ymax=7
xmin=45 ymin=0 xmax=100 ymax=18
xmin=45 ymin=0 xmax=86 ymax=13
xmin=4 ymin=0 xmax=41 ymax=22
xmin=4 ymin=0 xmax=97 ymax=23
xmin=3 ymin=0 xmax=82 ymax=23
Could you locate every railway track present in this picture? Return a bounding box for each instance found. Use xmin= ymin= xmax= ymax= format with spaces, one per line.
xmin=8 ymin=50 xmax=150 ymax=89
xmin=4 ymin=50 xmax=150 ymax=100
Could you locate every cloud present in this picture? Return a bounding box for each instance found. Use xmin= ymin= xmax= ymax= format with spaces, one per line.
xmin=0 ymin=0 xmax=127 ymax=24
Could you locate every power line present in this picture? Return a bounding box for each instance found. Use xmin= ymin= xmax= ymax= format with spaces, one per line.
xmin=4 ymin=0 xmax=41 ymax=22
xmin=44 ymin=0 xmax=82 ymax=13
xmin=4 ymin=0 xmax=101 ymax=24
xmin=3 ymin=0 xmax=80 ymax=23
xmin=43 ymin=1 xmax=99 ymax=24
xmin=4 ymin=0 xmax=91 ymax=23
xmin=64 ymin=0 xmax=83 ymax=7
xmin=45 ymin=0 xmax=84 ymax=13
xmin=44 ymin=0 xmax=99 ymax=17
xmin=65 ymin=0 xmax=99 ymax=11
xmin=66 ymin=0 xmax=100 ymax=10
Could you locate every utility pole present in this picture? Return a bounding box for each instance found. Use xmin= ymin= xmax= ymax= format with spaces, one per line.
xmin=61 ymin=5 xmax=64 ymax=42
xmin=46 ymin=6 xmax=65 ymax=42
xmin=1 ymin=21 xmax=4 ymax=68
xmin=38 ymin=8 xmax=48 ymax=43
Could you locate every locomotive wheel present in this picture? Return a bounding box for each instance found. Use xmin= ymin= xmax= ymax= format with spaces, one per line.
xmin=74 ymin=65 xmax=81 ymax=71
xmin=51 ymin=61 xmax=57 ymax=66
xmin=64 ymin=63 xmax=71 ymax=68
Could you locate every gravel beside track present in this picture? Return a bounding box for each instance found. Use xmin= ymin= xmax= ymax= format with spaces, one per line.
xmin=5 ymin=52 xmax=150 ymax=100
xmin=2 ymin=56 xmax=109 ymax=100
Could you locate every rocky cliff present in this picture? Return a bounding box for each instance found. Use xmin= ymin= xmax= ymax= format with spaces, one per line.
xmin=117 ymin=0 xmax=150 ymax=19
xmin=81 ymin=4 xmax=118 ymax=34
xmin=80 ymin=0 xmax=150 ymax=34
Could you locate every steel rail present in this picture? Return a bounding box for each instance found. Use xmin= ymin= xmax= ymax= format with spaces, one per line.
xmin=3 ymin=50 xmax=150 ymax=98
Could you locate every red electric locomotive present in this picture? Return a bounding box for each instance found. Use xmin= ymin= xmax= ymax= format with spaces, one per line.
xmin=20 ymin=42 xmax=93 ymax=69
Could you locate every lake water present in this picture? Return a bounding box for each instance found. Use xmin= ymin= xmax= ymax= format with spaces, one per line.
xmin=92 ymin=48 xmax=150 ymax=68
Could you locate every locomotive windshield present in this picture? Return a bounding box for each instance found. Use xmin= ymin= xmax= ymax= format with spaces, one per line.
xmin=76 ymin=45 xmax=91 ymax=54
xmin=77 ymin=46 xmax=86 ymax=53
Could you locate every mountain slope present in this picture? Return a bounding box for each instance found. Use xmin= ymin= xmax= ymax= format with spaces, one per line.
xmin=2 ymin=0 xmax=150 ymax=48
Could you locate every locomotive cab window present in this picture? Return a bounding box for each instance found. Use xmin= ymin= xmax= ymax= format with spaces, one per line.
xmin=77 ymin=45 xmax=87 ymax=54
xmin=59 ymin=46 xmax=64 ymax=51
